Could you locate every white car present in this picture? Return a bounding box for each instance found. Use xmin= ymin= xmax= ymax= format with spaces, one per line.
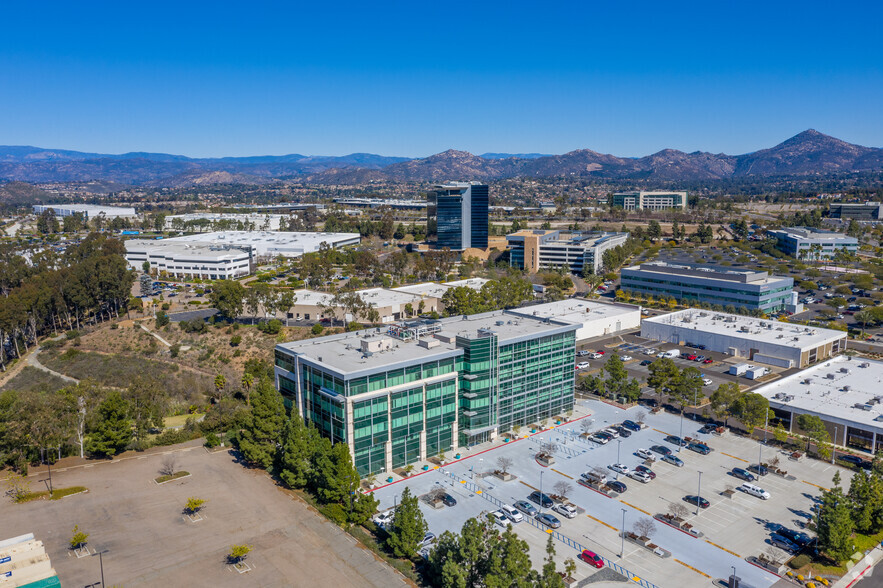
xmin=552 ymin=503 xmax=577 ymax=519
xmin=576 ymin=361 xmax=590 ymax=369
xmin=702 ymin=378 xmax=713 ymax=386
xmin=621 ymin=355 xmax=633 ymax=362
xmin=602 ymin=428 xmax=620 ymax=438
xmin=628 ymin=470 xmax=652 ymax=483
xmin=372 ymin=510 xmax=395 ymax=528
xmin=500 ymin=505 xmax=523 ymax=523
xmin=490 ymin=510 xmax=508 ymax=526
xmin=635 ymin=448 xmax=654 ymax=460
xmin=608 ymin=463 xmax=630 ymax=475
xmin=588 ymin=352 xmax=603 ymax=359
xmin=590 ymin=435 xmax=610 ymax=445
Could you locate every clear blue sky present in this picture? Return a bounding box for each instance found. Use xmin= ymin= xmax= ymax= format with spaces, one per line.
xmin=2 ymin=1 xmax=881 ymax=158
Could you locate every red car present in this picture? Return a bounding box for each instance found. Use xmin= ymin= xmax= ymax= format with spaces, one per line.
xmin=686 ymin=354 xmax=697 ymax=361
xmin=597 ymin=350 xmax=606 ymax=355
xmin=580 ymin=550 xmax=604 ymax=569
xmin=703 ymin=358 xmax=714 ymax=364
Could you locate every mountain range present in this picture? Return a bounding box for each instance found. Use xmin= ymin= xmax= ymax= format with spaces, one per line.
xmin=0 ymin=130 xmax=880 ymax=187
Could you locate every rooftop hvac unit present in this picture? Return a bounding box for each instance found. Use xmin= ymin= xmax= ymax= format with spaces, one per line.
xmin=840 ymin=368 xmax=850 ymax=374
xmin=495 ymin=320 xmax=505 ymax=326
xmin=826 ymin=373 xmax=836 ymax=380
xmin=801 ymin=379 xmax=812 ymax=385
xmin=861 ymin=362 xmax=871 ymax=368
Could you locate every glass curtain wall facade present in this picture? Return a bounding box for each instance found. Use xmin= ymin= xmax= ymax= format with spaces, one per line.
xmin=469 ymin=184 xmax=489 ymax=249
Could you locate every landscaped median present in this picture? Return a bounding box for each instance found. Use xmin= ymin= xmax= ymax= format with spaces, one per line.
xmin=12 ymin=486 xmax=88 ymax=503
xmin=155 ymin=471 xmax=190 ymax=484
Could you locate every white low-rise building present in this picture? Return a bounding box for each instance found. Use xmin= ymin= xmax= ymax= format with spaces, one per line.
xmin=165 ymin=213 xmax=287 ymax=232
xmin=757 ymin=355 xmax=883 ymax=455
xmin=125 ymin=240 xmax=253 ymax=280
xmin=509 ymin=299 xmax=641 ymax=342
xmin=33 ymin=204 xmax=136 ymax=218
xmin=641 ymin=309 xmax=846 ymax=368
xmin=170 ymin=231 xmax=360 ymax=259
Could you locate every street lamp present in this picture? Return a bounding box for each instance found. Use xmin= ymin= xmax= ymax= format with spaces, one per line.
xmin=620 ymin=508 xmax=627 ymax=557
xmin=540 ymin=470 xmax=545 ymax=514
xmin=696 ymin=471 xmax=703 ymax=516
xmin=93 ymin=549 xmax=108 ymax=587
xmin=616 ymin=439 xmax=622 ymax=465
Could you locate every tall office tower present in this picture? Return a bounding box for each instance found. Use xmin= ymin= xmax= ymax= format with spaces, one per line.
xmin=430 ymin=182 xmax=489 ymax=250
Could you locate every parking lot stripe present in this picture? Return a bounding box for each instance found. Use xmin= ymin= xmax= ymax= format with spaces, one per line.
xmin=551 ymin=468 xmax=573 ymax=480
xmin=519 ymin=480 xmax=538 ymax=491
xmin=802 ymin=480 xmax=828 ymax=491
xmin=705 ymin=539 xmax=740 ymax=558
xmin=651 ymin=428 xmax=671 ymax=435
xmin=673 ymin=559 xmax=711 ymax=578
xmin=585 ymin=514 xmax=618 ymax=532
xmin=619 ymin=500 xmax=652 ymax=516
xmin=721 ymin=452 xmax=748 ymax=462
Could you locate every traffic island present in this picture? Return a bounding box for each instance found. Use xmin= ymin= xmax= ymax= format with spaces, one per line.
xmin=653 ymin=513 xmax=703 ymax=538
xmin=620 ymin=531 xmax=670 ymax=558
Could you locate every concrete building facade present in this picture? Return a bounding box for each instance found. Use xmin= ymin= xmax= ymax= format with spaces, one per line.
xmin=641 ymin=309 xmax=847 ymax=369
xmin=612 ymin=191 xmax=687 ymax=211
xmin=621 ymin=262 xmax=794 ymax=312
xmin=768 ymin=227 xmax=859 ymax=259
xmin=125 ymin=240 xmax=253 ymax=280
xmin=507 ymin=230 xmax=628 ymax=274
xmin=509 ymin=299 xmax=641 ymax=342
xmin=33 ymin=204 xmax=136 ymax=218
xmin=275 ymin=312 xmax=577 ymax=476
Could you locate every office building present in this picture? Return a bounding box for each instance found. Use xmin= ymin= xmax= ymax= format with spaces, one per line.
xmin=0 ymin=533 xmax=60 ymax=587
xmin=828 ymin=202 xmax=883 ymax=221
xmin=620 ymin=262 xmax=795 ymax=312
xmin=430 ymin=182 xmax=489 ymax=250
xmin=147 ymin=231 xmax=359 ymax=259
xmin=612 ymin=191 xmax=687 ymax=211
xmin=275 ymin=311 xmax=578 ymax=476
xmin=509 ymin=299 xmax=641 ymax=342
xmin=125 ymin=240 xmax=253 ymax=280
xmin=507 ymin=230 xmax=628 ymax=274
xmin=756 ymin=355 xmax=883 ymax=455
xmin=768 ymin=227 xmax=859 ymax=260
xmin=32 ymin=204 xmax=136 ymax=218
xmin=641 ymin=309 xmax=846 ymax=368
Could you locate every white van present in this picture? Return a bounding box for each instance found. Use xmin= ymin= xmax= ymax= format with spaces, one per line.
xmin=662 ymin=349 xmax=681 ymax=359
xmin=500 ymin=505 xmax=523 ymax=523
xmin=739 ymin=483 xmax=770 ymax=500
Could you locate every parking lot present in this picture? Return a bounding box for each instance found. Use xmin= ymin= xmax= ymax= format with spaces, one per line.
xmin=371 ymin=398 xmax=853 ymax=587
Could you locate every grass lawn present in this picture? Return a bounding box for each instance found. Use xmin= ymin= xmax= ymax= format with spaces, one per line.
xmin=164 ymin=413 xmax=205 ymax=429
xmin=0 ymin=365 xmax=70 ymax=393
xmin=155 ymin=471 xmax=190 ymax=484
xmin=15 ymin=486 xmax=88 ymax=503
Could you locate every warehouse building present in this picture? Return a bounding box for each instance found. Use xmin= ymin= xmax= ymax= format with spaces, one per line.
xmin=275 ymin=311 xmax=578 ymax=476
xmin=621 ymin=262 xmax=795 ymax=313
xmin=507 ymin=230 xmax=628 ymax=274
xmin=756 ymin=355 xmax=883 ymax=456
xmin=33 ymin=204 xmax=136 ymax=218
xmin=611 ymin=191 xmax=687 ymax=211
xmin=641 ymin=309 xmax=846 ymax=368
xmin=164 ymin=213 xmax=287 ymax=231
xmin=768 ymin=226 xmax=859 ymax=259
xmin=166 ymin=231 xmax=360 ymax=259
xmin=509 ymin=299 xmax=641 ymax=343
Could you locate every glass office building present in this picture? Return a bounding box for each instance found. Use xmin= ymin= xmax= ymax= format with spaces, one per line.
xmin=275 ymin=312 xmax=577 ymax=477
xmin=430 ymin=182 xmax=489 ymax=250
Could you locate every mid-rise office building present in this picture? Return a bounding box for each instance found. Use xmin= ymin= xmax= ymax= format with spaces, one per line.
xmin=125 ymin=240 xmax=253 ymax=280
xmin=620 ymin=262 xmax=794 ymax=312
xmin=430 ymin=182 xmax=489 ymax=250
xmin=768 ymin=227 xmax=859 ymax=259
xmin=612 ymin=191 xmax=687 ymax=211
xmin=275 ymin=311 xmax=577 ymax=476
xmin=507 ymin=230 xmax=628 ymax=274
xmin=828 ymin=202 xmax=883 ymax=221
xmin=33 ymin=204 xmax=136 ymax=218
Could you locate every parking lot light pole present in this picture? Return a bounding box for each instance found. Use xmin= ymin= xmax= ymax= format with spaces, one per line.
xmin=832 ymin=426 xmax=837 ymax=465
xmin=616 ymin=439 xmax=621 ymax=465
xmin=620 ymin=509 xmax=626 ymax=557
xmin=696 ymin=471 xmax=703 ymax=516
xmin=539 ymin=471 xmax=544 ymax=513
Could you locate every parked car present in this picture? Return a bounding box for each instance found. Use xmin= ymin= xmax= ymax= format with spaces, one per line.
xmin=613 ymin=426 xmax=632 ymax=438
xmin=500 ymin=505 xmax=523 ymax=522
xmin=650 ymin=445 xmax=672 ymax=456
xmin=777 ymin=528 xmax=813 ymax=548
xmin=580 ymin=550 xmax=605 ymax=569
xmin=588 ymin=352 xmax=603 ymax=359
xmin=664 ymin=435 xmax=688 ymax=447
xmin=694 ymin=355 xmax=706 ymax=362
xmin=635 ymin=448 xmax=654 ymax=460
xmin=628 ymin=470 xmax=652 ymax=483
xmin=490 ymin=510 xmax=508 ymax=527
xmin=590 ymin=434 xmax=610 ymax=445
xmin=684 ymin=495 xmax=710 ymax=509
xmin=602 ymin=428 xmax=620 ymax=439
xmin=769 ymin=534 xmax=799 ymax=553
xmin=702 ymin=378 xmax=713 ymax=386
xmin=685 ymin=354 xmax=697 ymax=361
xmin=740 ymin=483 xmax=771 ymax=499
xmin=703 ymin=358 xmax=714 ymax=364
xmin=661 ymin=454 xmax=684 ymax=467
xmin=606 ymin=480 xmax=627 ymax=493
xmin=687 ymin=442 xmax=711 ymax=455
xmin=747 ymin=463 xmax=769 ymax=476
xmin=621 ymin=355 xmax=633 ymax=362
xmin=529 ymin=491 xmax=554 ymax=508
xmin=837 ymin=454 xmax=869 ymax=468
xmin=731 ymin=467 xmax=755 ymax=482
xmin=514 ymin=500 xmax=538 ymax=517
xmin=640 ymin=359 xmax=653 ymax=366
xmin=608 ymin=463 xmax=630 ymax=475
xmin=699 ymin=423 xmax=717 ymax=434
xmin=634 ymin=465 xmax=656 ymax=479
xmin=442 ymin=493 xmax=457 ymax=506
xmin=372 ymin=510 xmax=395 ymax=528
xmin=552 ymin=503 xmax=577 ymax=519
xmin=581 ymin=471 xmax=607 ymax=485
xmin=622 ymin=420 xmax=641 ymax=432
xmin=536 ymin=513 xmax=561 ymax=529
xmin=418 ymin=532 xmax=437 ymax=548
xmin=576 ymin=361 xmax=590 ymax=369
xmin=576 ymin=350 xmax=590 ymax=357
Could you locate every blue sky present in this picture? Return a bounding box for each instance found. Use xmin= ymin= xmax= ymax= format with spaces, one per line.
xmin=2 ymin=1 xmax=881 ymax=158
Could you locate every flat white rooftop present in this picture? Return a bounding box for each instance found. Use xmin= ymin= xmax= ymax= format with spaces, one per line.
xmin=643 ymin=309 xmax=845 ymax=350
xmin=444 ymin=278 xmax=490 ymax=290
xmin=33 ymin=204 xmax=136 ymax=217
xmin=757 ymin=355 xmax=883 ymax=430
xmin=125 ymin=239 xmax=250 ymax=261
xmin=390 ymin=282 xmax=452 ymax=299
xmin=157 ymin=231 xmax=360 ymax=257
xmin=356 ymin=288 xmax=422 ymax=308
xmin=291 ymin=289 xmax=335 ymax=306
xmin=510 ymin=299 xmax=638 ymax=324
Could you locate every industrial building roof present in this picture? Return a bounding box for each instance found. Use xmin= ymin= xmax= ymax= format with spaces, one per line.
xmin=355 ymin=288 xmax=422 ymax=308
xmin=756 ymin=355 xmax=883 ymax=430
xmin=278 ymin=310 xmax=576 ymax=374
xmin=291 ymin=289 xmax=335 ymax=306
xmin=510 ymin=299 xmax=638 ymax=325
xmin=771 ymin=227 xmax=858 ymax=241
xmin=125 ymin=239 xmax=251 ymax=261
xmin=624 ymin=262 xmax=788 ymax=285
xmin=643 ymin=309 xmax=845 ymax=349
xmin=444 ymin=278 xmax=490 ymax=289
xmin=33 ymin=204 xmax=136 ymax=217
xmin=155 ymin=231 xmax=360 ymax=257
xmin=390 ymin=282 xmax=452 ymax=299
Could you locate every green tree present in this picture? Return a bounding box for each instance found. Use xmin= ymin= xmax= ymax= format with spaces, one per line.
xmin=86 ymin=391 xmax=132 ymax=457
xmin=238 ymin=378 xmax=285 ymax=468
xmin=386 ymin=487 xmax=428 ymax=558
xmin=603 ymin=353 xmax=642 ymax=402
xmin=668 ymin=366 xmax=703 ymax=412
xmin=155 ymin=310 xmax=169 ymax=328
xmin=797 ymin=413 xmax=832 ymax=459
xmin=485 ymin=525 xmax=535 ymax=588
xmin=710 ymin=382 xmax=741 ymax=428
xmin=647 ymin=220 xmax=662 ymax=241
xmin=126 ymin=376 xmax=167 ymax=442
xmin=646 ymin=358 xmax=678 ymax=405
xmin=816 ymin=472 xmax=855 ymax=562
xmin=847 ymin=468 xmax=883 ymax=534
xmin=209 ymin=279 xmax=246 ymax=320
xmin=240 ymin=372 xmax=254 ymax=406
xmin=538 ymin=535 xmax=565 ymax=588
xmin=70 ymin=525 xmax=89 ymax=549
xmin=732 ymin=392 xmax=771 ymax=433
xmin=37 ymin=208 xmax=60 ymax=234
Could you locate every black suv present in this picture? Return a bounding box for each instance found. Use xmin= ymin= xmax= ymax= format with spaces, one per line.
xmin=529 ymin=490 xmax=554 ymax=508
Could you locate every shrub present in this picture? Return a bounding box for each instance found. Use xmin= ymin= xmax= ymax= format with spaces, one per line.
xmin=110 ymin=322 xmax=119 ymax=330
xmin=790 ymin=554 xmax=811 ymax=569
xmin=179 ymin=319 xmax=208 ymax=334
xmin=257 ymin=319 xmax=282 ymax=335
xmin=311 ymin=324 xmax=324 ymax=336
xmin=320 ymin=502 xmax=348 ymax=526
xmin=155 ymin=311 xmax=170 ymax=328
xmin=60 ymin=348 xmax=81 ymax=360
xmin=170 ymin=344 xmax=180 ymax=358
xmin=230 ymin=335 xmax=242 ymax=347
xmin=65 ymin=330 xmax=80 ymax=340
xmin=204 ymin=432 xmax=220 ymax=448
xmin=161 ymin=303 xmax=171 ymax=311
xmin=346 ymin=321 xmax=363 ymax=332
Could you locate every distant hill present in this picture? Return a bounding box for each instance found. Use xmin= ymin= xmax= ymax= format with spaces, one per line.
xmin=0 ymin=130 xmax=880 ymax=186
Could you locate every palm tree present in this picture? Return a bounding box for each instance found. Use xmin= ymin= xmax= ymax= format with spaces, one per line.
xmin=213 ymin=374 xmax=227 ymax=402
xmin=241 ymin=372 xmax=254 ymax=406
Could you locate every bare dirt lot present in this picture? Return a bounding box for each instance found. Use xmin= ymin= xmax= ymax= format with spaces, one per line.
xmin=1 ymin=443 xmax=407 ymax=588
